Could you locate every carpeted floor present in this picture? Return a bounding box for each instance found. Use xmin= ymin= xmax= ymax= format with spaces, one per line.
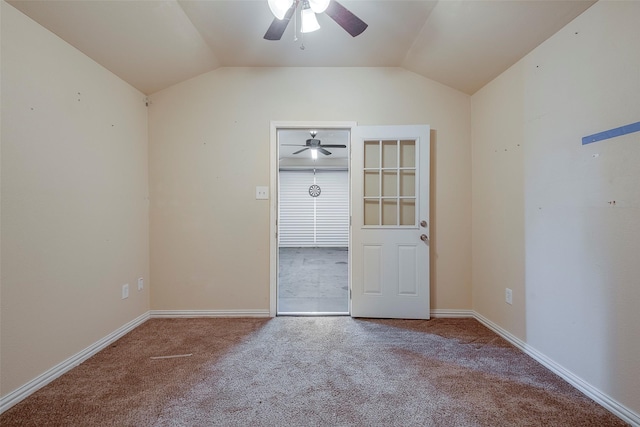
xmin=0 ymin=317 xmax=627 ymax=426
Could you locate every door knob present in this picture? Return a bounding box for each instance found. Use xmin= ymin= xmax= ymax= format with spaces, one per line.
xmin=420 ymin=234 xmax=429 ymax=243
xmin=420 ymin=220 xmax=428 ymax=228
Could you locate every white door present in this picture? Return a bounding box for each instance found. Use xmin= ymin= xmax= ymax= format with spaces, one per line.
xmin=351 ymin=125 xmax=430 ymax=319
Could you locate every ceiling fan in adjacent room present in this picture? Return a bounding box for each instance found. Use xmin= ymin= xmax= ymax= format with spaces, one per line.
xmin=264 ymin=0 xmax=368 ymax=41
xmin=283 ymin=131 xmax=347 ymax=159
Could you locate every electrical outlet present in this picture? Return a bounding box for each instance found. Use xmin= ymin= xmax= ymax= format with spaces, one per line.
xmin=505 ymin=288 xmax=513 ymax=305
xmin=255 ymin=186 xmax=269 ymax=200
xmin=137 ymin=277 xmax=144 ymax=291
xmin=122 ymin=284 xmax=129 ymax=299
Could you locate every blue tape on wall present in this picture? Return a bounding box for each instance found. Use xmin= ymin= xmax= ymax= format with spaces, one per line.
xmin=582 ymin=121 xmax=640 ymax=145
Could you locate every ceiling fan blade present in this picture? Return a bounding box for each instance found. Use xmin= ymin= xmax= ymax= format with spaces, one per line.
xmin=325 ymin=1 xmax=368 ymax=37
xmin=318 ymin=147 xmax=332 ymax=156
xmin=264 ymin=4 xmax=296 ymax=40
xmin=293 ymin=147 xmax=310 ymax=155
xmin=319 ymin=144 xmax=347 ymax=148
xmin=281 ymin=144 xmax=307 ymax=146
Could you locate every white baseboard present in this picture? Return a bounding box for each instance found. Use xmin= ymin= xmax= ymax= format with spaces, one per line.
xmin=149 ymin=309 xmax=270 ymax=318
xmin=430 ymin=309 xmax=474 ymax=318
xmin=0 ymin=311 xmax=149 ymax=414
xmin=473 ymin=311 xmax=640 ymax=426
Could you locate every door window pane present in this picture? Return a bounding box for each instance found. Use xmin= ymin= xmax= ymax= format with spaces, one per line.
xmin=382 ymin=171 xmax=397 ymax=197
xmin=400 ymin=199 xmax=415 ymax=226
xmin=364 ymin=140 xmax=379 ymax=169
xmin=400 ymin=140 xmax=415 ymax=168
xmin=364 ymin=199 xmax=379 ymax=226
xmin=400 ymin=170 xmax=415 ymax=197
xmin=363 ymin=138 xmax=417 ymax=227
xmin=382 ymin=140 xmax=397 ymax=168
xmin=382 ymin=200 xmax=397 ymax=225
xmin=364 ymin=171 xmax=379 ymax=197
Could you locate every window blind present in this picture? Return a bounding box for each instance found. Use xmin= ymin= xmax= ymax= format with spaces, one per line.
xmin=278 ymin=170 xmax=349 ymax=247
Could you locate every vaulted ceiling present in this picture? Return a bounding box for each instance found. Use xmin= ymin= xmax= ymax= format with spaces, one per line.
xmin=8 ymin=0 xmax=596 ymax=95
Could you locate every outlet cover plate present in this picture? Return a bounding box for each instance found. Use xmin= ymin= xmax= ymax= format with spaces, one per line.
xmin=122 ymin=284 xmax=129 ymax=299
xmin=505 ymin=288 xmax=513 ymax=305
xmin=256 ymin=186 xmax=269 ymax=200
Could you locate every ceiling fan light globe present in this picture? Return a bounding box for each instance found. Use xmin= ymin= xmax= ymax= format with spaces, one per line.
xmin=268 ymin=0 xmax=293 ymax=20
xmin=308 ymin=0 xmax=330 ymax=14
xmin=301 ymin=9 xmax=321 ymax=33
xmin=311 ymin=148 xmax=318 ymax=160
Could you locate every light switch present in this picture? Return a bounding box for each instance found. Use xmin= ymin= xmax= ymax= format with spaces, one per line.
xmin=256 ymin=186 xmax=269 ymax=200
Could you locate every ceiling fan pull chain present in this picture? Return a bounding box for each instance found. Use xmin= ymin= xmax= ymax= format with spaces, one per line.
xmin=299 ymin=6 xmax=306 ymax=49
xmin=293 ymin=0 xmax=299 ymax=42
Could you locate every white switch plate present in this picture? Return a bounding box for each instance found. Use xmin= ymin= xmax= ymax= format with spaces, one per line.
xmin=122 ymin=284 xmax=129 ymax=299
xmin=505 ymin=288 xmax=513 ymax=305
xmin=256 ymin=186 xmax=269 ymax=200
xmin=137 ymin=277 xmax=144 ymax=291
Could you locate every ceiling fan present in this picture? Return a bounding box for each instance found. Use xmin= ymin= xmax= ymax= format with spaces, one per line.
xmin=283 ymin=131 xmax=347 ymax=159
xmin=264 ymin=0 xmax=368 ymax=41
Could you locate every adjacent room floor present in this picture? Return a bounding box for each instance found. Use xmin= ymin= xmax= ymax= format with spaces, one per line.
xmin=278 ymin=247 xmax=348 ymax=314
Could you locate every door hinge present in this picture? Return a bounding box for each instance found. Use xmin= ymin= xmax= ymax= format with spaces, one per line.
xmin=349 ymin=288 xmax=352 ymax=299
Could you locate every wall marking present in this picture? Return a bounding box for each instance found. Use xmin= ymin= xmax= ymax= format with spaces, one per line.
xmin=582 ymin=121 xmax=640 ymax=145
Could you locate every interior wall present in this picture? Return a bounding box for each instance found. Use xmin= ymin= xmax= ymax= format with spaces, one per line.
xmin=471 ymin=0 xmax=640 ymax=414
xmin=1 ymin=2 xmax=150 ymax=397
xmin=471 ymin=62 xmax=526 ymax=339
xmin=148 ymin=67 xmax=471 ymax=312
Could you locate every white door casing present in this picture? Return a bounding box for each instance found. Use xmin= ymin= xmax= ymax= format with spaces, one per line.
xmin=350 ymin=125 xmax=431 ymax=319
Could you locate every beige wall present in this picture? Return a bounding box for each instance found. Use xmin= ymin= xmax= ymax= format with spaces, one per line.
xmin=471 ymin=61 xmax=526 ymax=339
xmin=148 ymin=67 xmax=472 ymax=312
xmin=1 ymin=2 xmax=149 ymax=396
xmin=471 ymin=0 xmax=640 ymax=414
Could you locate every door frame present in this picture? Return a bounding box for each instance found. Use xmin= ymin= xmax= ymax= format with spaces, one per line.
xmin=269 ymin=121 xmax=357 ymax=317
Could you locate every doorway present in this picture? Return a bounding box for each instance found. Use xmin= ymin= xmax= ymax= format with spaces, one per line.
xmin=269 ymin=122 xmax=431 ymax=319
xmin=276 ymin=126 xmax=351 ymax=315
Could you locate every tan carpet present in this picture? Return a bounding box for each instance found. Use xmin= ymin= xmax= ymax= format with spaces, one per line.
xmin=0 ymin=317 xmax=628 ymax=426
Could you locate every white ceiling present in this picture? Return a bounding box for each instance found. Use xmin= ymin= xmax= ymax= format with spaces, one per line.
xmin=7 ymin=0 xmax=596 ymax=95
